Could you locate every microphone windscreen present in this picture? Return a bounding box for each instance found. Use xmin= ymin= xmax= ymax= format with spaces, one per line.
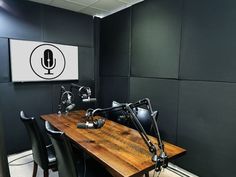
xmin=82 ymin=98 xmax=97 ymax=102
xmin=77 ymin=122 xmax=94 ymax=129
xmin=96 ymin=119 xmax=105 ymax=128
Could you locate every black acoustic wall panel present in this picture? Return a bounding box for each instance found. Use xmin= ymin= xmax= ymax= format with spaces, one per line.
xmin=130 ymin=77 xmax=179 ymax=143
xmin=0 ymin=0 xmax=96 ymax=155
xmin=0 ymin=113 xmax=10 ymax=177
xmin=0 ymin=0 xmax=42 ymax=40
xmin=100 ymin=8 xmax=131 ymax=77
xmin=180 ymin=0 xmax=236 ymax=82
xmin=79 ymin=47 xmax=94 ymax=81
xmin=43 ymin=5 xmax=93 ymax=47
xmin=0 ymin=83 xmax=53 ymax=154
xmin=177 ymin=81 xmax=236 ymax=177
xmin=100 ymin=77 xmax=129 ymax=107
xmin=131 ymin=0 xmax=182 ymax=79
xmin=0 ymin=38 xmax=9 ymax=83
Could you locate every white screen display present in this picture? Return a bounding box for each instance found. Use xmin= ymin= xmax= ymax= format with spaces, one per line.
xmin=10 ymin=39 xmax=79 ymax=82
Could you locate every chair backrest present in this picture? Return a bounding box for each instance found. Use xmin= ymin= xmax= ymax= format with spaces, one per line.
xmin=20 ymin=111 xmax=48 ymax=170
xmin=111 ymin=101 xmax=154 ymax=135
xmin=45 ymin=121 xmax=77 ymax=177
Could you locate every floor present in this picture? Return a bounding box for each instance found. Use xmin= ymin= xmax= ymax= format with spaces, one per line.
xmin=8 ymin=150 xmax=197 ymax=177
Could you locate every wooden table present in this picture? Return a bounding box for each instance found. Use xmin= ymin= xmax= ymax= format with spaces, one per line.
xmin=41 ymin=110 xmax=186 ymax=177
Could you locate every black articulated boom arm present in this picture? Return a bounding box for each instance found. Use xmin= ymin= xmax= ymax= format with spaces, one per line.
xmin=86 ymin=98 xmax=168 ymax=170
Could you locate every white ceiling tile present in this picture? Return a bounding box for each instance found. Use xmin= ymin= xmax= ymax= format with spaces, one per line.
xmin=64 ymin=0 xmax=99 ymax=6
xmin=90 ymin=0 xmax=127 ymax=11
xmin=28 ymin=0 xmax=145 ymax=18
xmin=118 ymin=0 xmax=144 ymax=4
xmin=79 ymin=6 xmax=108 ymax=17
xmin=51 ymin=0 xmax=86 ymax=12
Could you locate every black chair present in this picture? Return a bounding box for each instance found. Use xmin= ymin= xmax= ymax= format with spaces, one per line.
xmin=45 ymin=121 xmax=112 ymax=177
xmin=111 ymin=101 xmax=154 ymax=135
xmin=20 ymin=111 xmax=57 ymax=177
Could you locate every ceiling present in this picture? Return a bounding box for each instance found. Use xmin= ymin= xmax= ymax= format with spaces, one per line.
xmin=28 ymin=0 xmax=144 ymax=18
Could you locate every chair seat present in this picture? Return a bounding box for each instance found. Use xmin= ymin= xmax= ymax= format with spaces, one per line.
xmin=46 ymin=145 xmax=56 ymax=166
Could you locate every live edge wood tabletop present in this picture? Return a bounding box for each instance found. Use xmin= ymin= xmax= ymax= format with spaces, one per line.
xmin=41 ymin=110 xmax=186 ymax=177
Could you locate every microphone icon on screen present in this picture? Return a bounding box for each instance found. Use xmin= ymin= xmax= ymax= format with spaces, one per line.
xmin=41 ymin=49 xmax=56 ymax=75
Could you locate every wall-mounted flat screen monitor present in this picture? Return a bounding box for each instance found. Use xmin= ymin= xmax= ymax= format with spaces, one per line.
xmin=10 ymin=39 xmax=79 ymax=82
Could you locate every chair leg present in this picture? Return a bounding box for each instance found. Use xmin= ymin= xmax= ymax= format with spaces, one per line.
xmin=44 ymin=170 xmax=49 ymax=177
xmin=32 ymin=161 xmax=38 ymax=177
xmin=144 ymin=172 xmax=149 ymax=177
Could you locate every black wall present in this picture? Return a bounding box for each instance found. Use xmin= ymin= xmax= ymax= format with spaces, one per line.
xmin=100 ymin=0 xmax=236 ymax=176
xmin=0 ymin=0 xmax=98 ymax=154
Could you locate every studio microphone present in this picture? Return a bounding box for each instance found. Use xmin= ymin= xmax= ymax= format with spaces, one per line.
xmin=82 ymin=97 xmax=97 ymax=102
xmin=77 ymin=119 xmax=105 ymax=129
xmin=65 ymin=93 xmax=75 ymax=112
xmin=77 ymin=122 xmax=94 ymax=129
xmin=66 ymin=103 xmax=75 ymax=112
